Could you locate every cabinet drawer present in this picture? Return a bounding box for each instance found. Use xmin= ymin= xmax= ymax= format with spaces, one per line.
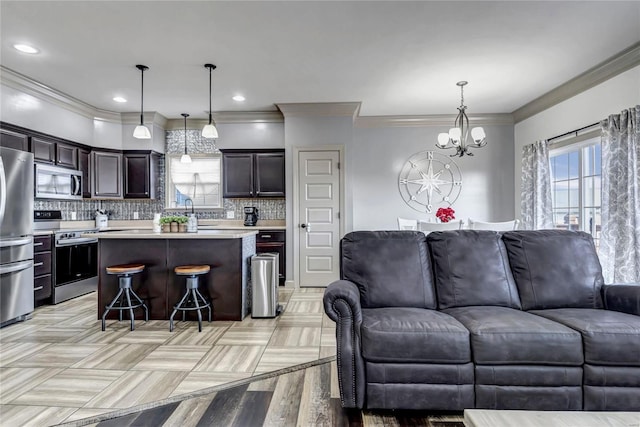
xmin=34 ymin=274 xmax=52 ymax=301
xmin=34 ymin=252 xmax=52 ymax=276
xmin=33 ymin=235 xmax=52 ymax=252
xmin=257 ymin=230 xmax=285 ymax=243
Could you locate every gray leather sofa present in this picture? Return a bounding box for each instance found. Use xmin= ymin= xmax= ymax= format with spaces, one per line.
xmin=323 ymin=230 xmax=640 ymax=411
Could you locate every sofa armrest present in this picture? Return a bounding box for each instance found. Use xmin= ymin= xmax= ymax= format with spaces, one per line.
xmin=603 ymin=283 xmax=640 ymax=316
xmin=323 ymin=280 xmax=366 ymax=409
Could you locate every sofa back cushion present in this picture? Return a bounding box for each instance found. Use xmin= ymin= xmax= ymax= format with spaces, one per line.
xmin=502 ymin=230 xmax=604 ymax=310
xmin=427 ymin=230 xmax=522 ymax=310
xmin=341 ymin=231 xmax=437 ymax=309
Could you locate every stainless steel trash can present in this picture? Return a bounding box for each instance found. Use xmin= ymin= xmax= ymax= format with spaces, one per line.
xmin=251 ymin=253 xmax=280 ymax=318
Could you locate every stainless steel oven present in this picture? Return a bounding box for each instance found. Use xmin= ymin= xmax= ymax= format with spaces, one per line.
xmin=53 ymin=230 xmax=98 ymax=304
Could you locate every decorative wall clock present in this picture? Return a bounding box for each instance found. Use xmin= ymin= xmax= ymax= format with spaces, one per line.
xmin=398 ymin=151 xmax=463 ymax=213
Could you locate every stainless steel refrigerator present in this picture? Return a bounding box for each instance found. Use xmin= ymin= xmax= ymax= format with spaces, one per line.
xmin=0 ymin=147 xmax=34 ymax=326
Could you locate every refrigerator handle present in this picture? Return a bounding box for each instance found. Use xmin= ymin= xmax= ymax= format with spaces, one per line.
xmin=0 ymin=236 xmax=33 ymax=248
xmin=0 ymin=260 xmax=33 ymax=276
xmin=0 ymin=155 xmax=6 ymax=225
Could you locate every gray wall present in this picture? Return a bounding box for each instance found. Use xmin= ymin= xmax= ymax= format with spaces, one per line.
xmin=352 ymin=124 xmax=515 ymax=230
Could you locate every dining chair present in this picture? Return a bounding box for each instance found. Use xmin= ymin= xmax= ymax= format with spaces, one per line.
xmin=417 ymin=220 xmax=464 ymax=234
xmin=467 ymin=218 xmax=520 ymax=231
xmin=397 ymin=217 xmax=418 ymax=230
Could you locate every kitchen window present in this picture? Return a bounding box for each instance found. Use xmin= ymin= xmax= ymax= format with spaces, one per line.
xmin=550 ymin=136 xmax=601 ymax=247
xmin=165 ymin=154 xmax=222 ymax=209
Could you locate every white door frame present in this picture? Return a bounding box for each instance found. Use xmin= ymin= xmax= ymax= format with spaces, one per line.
xmin=292 ymin=145 xmax=346 ymax=288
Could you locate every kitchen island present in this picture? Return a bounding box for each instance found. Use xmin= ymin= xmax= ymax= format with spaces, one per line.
xmin=87 ymin=230 xmax=257 ymax=322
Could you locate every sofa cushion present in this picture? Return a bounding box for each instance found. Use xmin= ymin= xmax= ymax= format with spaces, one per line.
xmin=427 ymin=230 xmax=522 ymax=309
xmin=341 ymin=231 xmax=436 ymax=309
xmin=530 ymin=308 xmax=640 ymax=366
xmin=502 ymin=230 xmax=604 ymax=310
xmin=443 ymin=306 xmax=583 ymax=365
xmin=361 ymin=307 xmax=470 ymax=363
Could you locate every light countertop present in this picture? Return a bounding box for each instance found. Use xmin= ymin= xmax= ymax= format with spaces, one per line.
xmin=63 ymin=219 xmax=285 ymax=231
xmin=83 ymin=229 xmax=259 ymax=239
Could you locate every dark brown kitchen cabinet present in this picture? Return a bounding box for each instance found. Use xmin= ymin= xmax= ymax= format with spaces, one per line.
xmin=0 ymin=127 xmax=29 ymax=151
xmin=92 ymin=151 xmax=123 ymax=198
xmin=78 ymin=148 xmax=91 ymax=198
xmin=222 ymin=149 xmax=285 ymax=198
xmin=123 ymin=151 xmax=161 ymax=199
xmin=256 ymin=230 xmax=286 ymax=285
xmin=30 ymin=137 xmax=56 ymax=164
xmin=55 ymin=143 xmax=78 ymax=169
xmin=33 ymin=235 xmax=53 ymax=306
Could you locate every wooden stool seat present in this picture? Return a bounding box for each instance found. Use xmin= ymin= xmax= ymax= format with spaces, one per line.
xmin=174 ymin=265 xmax=210 ymax=275
xmin=106 ymin=264 xmax=145 ymax=275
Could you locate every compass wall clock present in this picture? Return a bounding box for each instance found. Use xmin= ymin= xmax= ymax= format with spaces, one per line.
xmin=398 ymin=151 xmax=463 ymax=213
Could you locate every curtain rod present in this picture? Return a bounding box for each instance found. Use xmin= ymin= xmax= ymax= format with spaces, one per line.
xmin=548 ymin=122 xmax=600 ymax=143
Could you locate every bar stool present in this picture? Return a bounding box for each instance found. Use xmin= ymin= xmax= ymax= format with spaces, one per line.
xmin=170 ymin=265 xmax=212 ymax=332
xmin=101 ymin=264 xmax=149 ymax=331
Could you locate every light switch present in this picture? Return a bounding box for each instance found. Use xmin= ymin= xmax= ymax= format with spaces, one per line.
xmin=133 ymin=212 xmax=139 ymax=220
xmin=226 ymin=211 xmax=235 ymax=219
xmin=71 ymin=212 xmax=77 ymax=220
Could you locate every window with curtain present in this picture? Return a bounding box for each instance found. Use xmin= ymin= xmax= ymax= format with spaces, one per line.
xmin=165 ymin=154 xmax=222 ymax=209
xmin=550 ymin=137 xmax=601 ymax=246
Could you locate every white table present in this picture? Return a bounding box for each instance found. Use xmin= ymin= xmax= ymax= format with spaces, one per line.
xmin=464 ymin=409 xmax=640 ymax=427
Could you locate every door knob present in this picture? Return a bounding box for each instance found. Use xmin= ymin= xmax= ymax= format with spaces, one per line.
xmin=300 ymin=224 xmax=307 ymax=228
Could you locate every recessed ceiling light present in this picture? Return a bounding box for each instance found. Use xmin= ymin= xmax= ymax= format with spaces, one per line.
xmin=113 ymin=96 xmax=127 ymax=103
xmin=13 ymin=44 xmax=39 ymax=54
xmin=232 ymin=95 xmax=246 ymax=102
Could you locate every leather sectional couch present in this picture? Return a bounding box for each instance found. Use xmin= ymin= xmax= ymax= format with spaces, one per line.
xmin=323 ymin=230 xmax=640 ymax=411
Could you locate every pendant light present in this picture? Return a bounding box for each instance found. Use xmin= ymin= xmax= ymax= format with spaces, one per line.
xmin=180 ymin=113 xmax=192 ymax=163
xmin=202 ymin=64 xmax=218 ymax=139
xmin=133 ymin=64 xmax=151 ymax=139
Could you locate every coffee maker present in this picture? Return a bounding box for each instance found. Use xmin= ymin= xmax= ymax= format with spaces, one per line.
xmin=244 ymin=207 xmax=258 ymax=226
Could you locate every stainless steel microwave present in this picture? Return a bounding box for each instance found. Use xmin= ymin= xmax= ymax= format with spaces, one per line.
xmin=34 ymin=164 xmax=83 ymax=200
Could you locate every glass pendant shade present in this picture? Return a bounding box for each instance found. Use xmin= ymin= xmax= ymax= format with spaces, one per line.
xmin=133 ymin=65 xmax=151 ymax=139
xmin=133 ymin=124 xmax=151 ymax=139
xmin=202 ymin=123 xmax=218 ymax=139
xmin=437 ymin=133 xmax=450 ymax=147
xmin=180 ymin=153 xmax=192 ymax=164
xmin=449 ymin=127 xmax=462 ymax=145
xmin=471 ymin=127 xmax=486 ymax=143
xmin=180 ymin=113 xmax=191 ymax=163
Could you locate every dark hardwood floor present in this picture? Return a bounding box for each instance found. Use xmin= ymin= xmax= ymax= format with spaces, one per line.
xmin=90 ymin=359 xmax=465 ymax=427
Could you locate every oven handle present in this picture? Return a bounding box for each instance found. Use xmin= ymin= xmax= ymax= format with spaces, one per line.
xmin=0 ymin=260 xmax=33 ymax=275
xmin=56 ymin=237 xmax=98 ymax=247
xmin=0 ymin=236 xmax=33 ymax=248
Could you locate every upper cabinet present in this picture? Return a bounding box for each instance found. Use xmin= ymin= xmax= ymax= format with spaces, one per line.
xmin=92 ymin=151 xmax=123 ymax=199
xmin=0 ymin=127 xmax=29 ymax=151
xmin=78 ymin=148 xmax=91 ymax=198
xmin=31 ymin=136 xmax=78 ymax=169
xmin=222 ymin=149 xmax=285 ymax=198
xmin=123 ymin=151 xmax=160 ymax=199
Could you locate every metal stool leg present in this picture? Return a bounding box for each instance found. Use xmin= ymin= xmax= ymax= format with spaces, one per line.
xmin=195 ymin=288 xmax=212 ymax=323
xmin=102 ymin=287 xmax=124 ymax=331
xmin=192 ymin=289 xmax=203 ymax=332
xmin=169 ymin=290 xmax=190 ymax=332
xmin=130 ymin=288 xmax=149 ymax=322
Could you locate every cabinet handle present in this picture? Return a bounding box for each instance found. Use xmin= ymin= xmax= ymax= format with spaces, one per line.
xmin=34 ymin=286 xmax=44 ymax=291
xmin=34 ymin=262 xmax=44 ymax=267
xmin=261 ymin=235 xmax=272 ymax=238
xmin=33 ymin=242 xmax=44 ymax=247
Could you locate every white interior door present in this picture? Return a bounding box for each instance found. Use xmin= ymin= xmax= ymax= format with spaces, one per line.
xmin=297 ymin=150 xmax=341 ymax=287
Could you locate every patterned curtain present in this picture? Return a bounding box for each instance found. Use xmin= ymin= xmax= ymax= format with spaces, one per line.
xmin=599 ymin=105 xmax=640 ymax=284
xmin=521 ymin=140 xmax=553 ymax=230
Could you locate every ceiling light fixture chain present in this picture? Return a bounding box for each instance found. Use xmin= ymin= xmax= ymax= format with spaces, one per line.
xmin=181 ymin=113 xmax=192 ymax=163
xmin=133 ymin=64 xmax=151 ymax=139
xmin=436 ymin=81 xmax=486 ymax=157
xmin=202 ymin=64 xmax=219 ymax=139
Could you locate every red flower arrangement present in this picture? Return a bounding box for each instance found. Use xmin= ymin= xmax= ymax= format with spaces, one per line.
xmin=436 ymin=207 xmax=455 ymax=223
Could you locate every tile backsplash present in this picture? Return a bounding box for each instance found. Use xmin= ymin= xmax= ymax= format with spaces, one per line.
xmin=35 ymin=129 xmax=286 ymax=221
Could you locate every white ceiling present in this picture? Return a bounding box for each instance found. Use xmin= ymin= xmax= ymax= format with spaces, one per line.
xmin=1 ymin=1 xmax=639 ymax=120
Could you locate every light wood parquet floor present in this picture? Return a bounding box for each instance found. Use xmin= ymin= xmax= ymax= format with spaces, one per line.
xmin=0 ymin=287 xmax=338 ymax=426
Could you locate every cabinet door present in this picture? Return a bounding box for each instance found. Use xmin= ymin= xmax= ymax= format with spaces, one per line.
xmin=223 ymin=153 xmax=254 ymax=198
xmin=30 ymin=137 xmax=56 ymax=164
xmin=255 ymin=152 xmax=285 ymax=197
xmin=78 ymin=149 xmax=91 ymax=198
xmin=92 ymin=151 xmax=122 ymax=198
xmin=0 ymin=128 xmax=29 ymax=151
xmin=56 ymin=143 xmax=78 ymax=169
xmin=124 ymin=153 xmax=150 ymax=198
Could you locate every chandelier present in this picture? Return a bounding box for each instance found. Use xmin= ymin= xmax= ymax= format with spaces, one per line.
xmin=436 ymin=81 xmax=486 ymax=157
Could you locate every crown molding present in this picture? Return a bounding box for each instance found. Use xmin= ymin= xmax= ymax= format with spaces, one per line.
xmin=164 ymin=111 xmax=284 ymax=130
xmin=512 ymin=42 xmax=640 ymax=123
xmin=0 ymin=65 xmax=122 ymax=123
xmin=120 ymin=111 xmax=168 ymax=128
xmin=277 ymin=102 xmax=361 ymax=118
xmin=355 ymin=113 xmax=514 ymax=128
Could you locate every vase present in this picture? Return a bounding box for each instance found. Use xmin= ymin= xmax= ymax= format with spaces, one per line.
xmin=162 ymin=224 xmax=170 ymax=233
xmin=170 ymin=222 xmax=179 ymax=233
xmin=179 ymin=224 xmax=187 ymax=233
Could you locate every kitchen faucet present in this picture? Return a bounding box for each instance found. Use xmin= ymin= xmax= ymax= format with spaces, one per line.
xmin=184 ymin=198 xmax=194 ymax=215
